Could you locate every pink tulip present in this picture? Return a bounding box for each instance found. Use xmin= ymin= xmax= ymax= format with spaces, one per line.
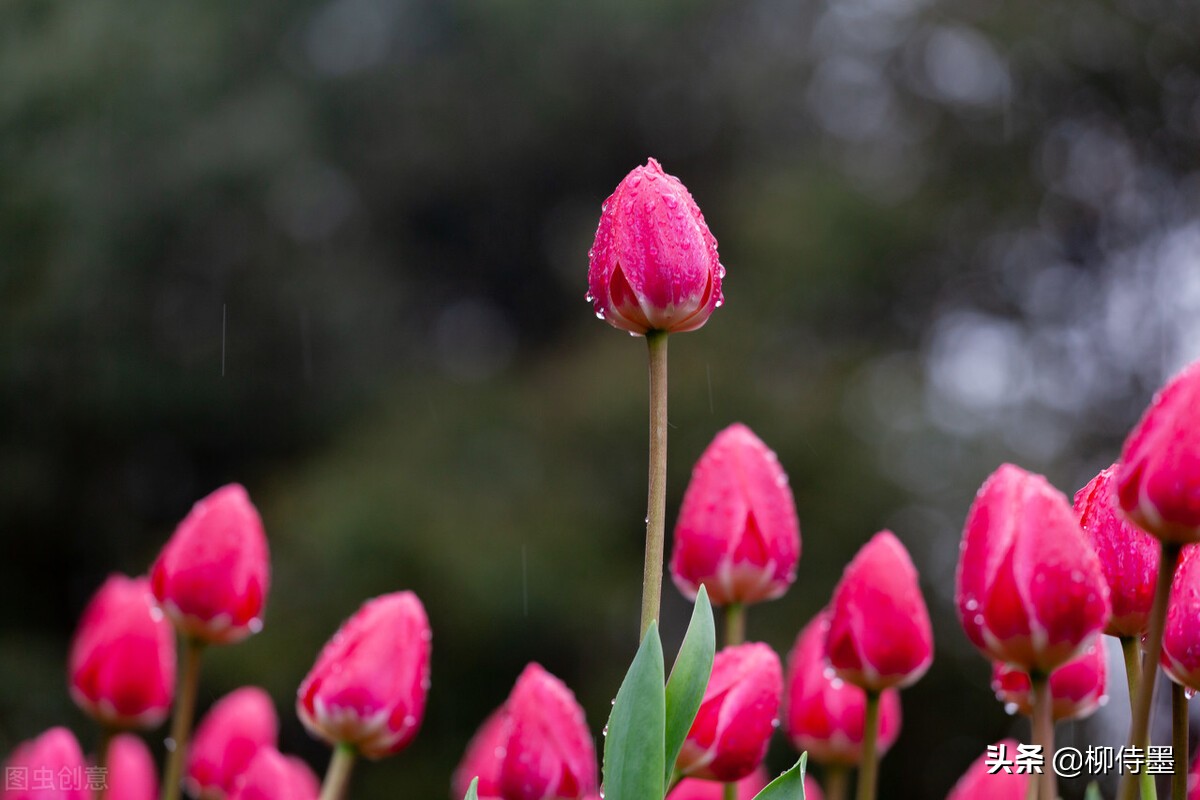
xmin=669 ymin=424 xmax=801 ymax=607
xmin=498 ymin=664 xmax=597 ymax=800
xmin=225 ymin=749 xmax=318 ymax=800
xmin=1117 ymin=358 xmax=1200 ymax=543
xmin=956 ymin=464 xmax=1111 ymax=673
xmin=297 ymin=591 xmax=431 ymax=759
xmin=451 ymin=706 xmax=508 ymax=800
xmin=1162 ymin=544 xmax=1200 ymax=690
xmin=68 ymin=574 xmax=175 ymax=729
xmin=675 ymin=643 xmax=782 ymax=782
xmin=668 ymin=769 xmax=825 ymax=800
xmin=150 ymin=484 xmax=270 ymax=645
xmin=826 ymin=531 xmax=933 ymax=691
xmin=1188 ymin=746 xmax=1200 ymax=800
xmin=106 ymin=734 xmax=157 ymax=800
xmin=991 ymin=639 xmax=1108 ymax=721
xmin=945 ymin=740 xmax=1031 ymax=800
xmin=2 ymin=727 xmax=89 ymax=800
xmin=185 ymin=687 xmax=279 ymax=799
xmin=1075 ymin=465 xmax=1161 ymax=637
xmin=587 ymin=158 xmax=724 ymax=335
xmin=783 ymin=610 xmax=902 ymax=766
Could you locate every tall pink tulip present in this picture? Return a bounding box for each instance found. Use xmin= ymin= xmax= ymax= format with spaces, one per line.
xmin=451 ymin=707 xmax=508 ymax=800
xmin=667 ymin=767 xmax=825 ymax=800
xmin=670 ymin=424 xmax=800 ymax=607
xmin=107 ymin=734 xmax=157 ymax=800
xmin=587 ymin=158 xmax=723 ymax=335
xmin=1117 ymin=359 xmax=1200 ymax=543
xmin=783 ymin=611 xmax=902 ymax=766
xmin=151 ymin=484 xmax=270 ymax=645
xmin=497 ymin=664 xmax=597 ymax=800
xmin=225 ymin=749 xmax=318 ymax=800
xmin=2 ymin=727 xmax=89 ymax=800
xmin=675 ymin=643 xmax=782 ymax=782
xmin=68 ymin=574 xmax=176 ymax=729
xmin=185 ymin=687 xmax=279 ymax=799
xmin=1074 ymin=465 xmax=1160 ymax=637
xmin=956 ymin=464 xmax=1110 ymax=673
xmin=1162 ymin=544 xmax=1200 ymax=690
xmin=826 ymin=531 xmax=932 ymax=691
xmin=945 ymin=740 xmax=1030 ymax=800
xmin=297 ymin=591 xmax=431 ymax=759
xmin=991 ymin=640 xmax=1108 ymax=721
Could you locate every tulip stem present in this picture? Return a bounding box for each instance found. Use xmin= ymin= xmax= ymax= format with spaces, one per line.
xmin=95 ymin=727 xmax=113 ymax=800
xmin=1123 ymin=636 xmax=1142 ymax=716
xmin=724 ymin=782 xmax=737 ymax=800
xmin=856 ymin=690 xmax=880 ymax=800
xmin=825 ymin=765 xmax=849 ymax=800
xmin=725 ymin=603 xmax=745 ymax=647
xmin=640 ymin=330 xmax=669 ymax=640
xmin=319 ymin=743 xmax=357 ymax=800
xmin=160 ymin=636 xmax=205 ymax=800
xmin=1030 ymin=672 xmax=1056 ymax=800
xmin=1172 ymin=680 xmax=1187 ymax=800
xmin=1119 ymin=542 xmax=1182 ymax=800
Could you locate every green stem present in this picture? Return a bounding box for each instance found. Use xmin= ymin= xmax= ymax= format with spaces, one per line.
xmin=1123 ymin=636 xmax=1143 ymax=717
xmin=95 ymin=727 xmax=113 ymax=800
xmin=1031 ymin=672 xmax=1056 ymax=800
xmin=160 ymin=637 xmax=205 ymax=800
xmin=856 ymin=690 xmax=880 ymax=800
xmin=319 ymin=743 xmax=357 ymax=800
xmin=824 ymin=765 xmax=849 ymax=800
xmin=724 ymin=781 xmax=737 ymax=800
xmin=725 ymin=603 xmax=745 ymax=647
xmin=1172 ymin=680 xmax=1188 ymax=800
xmin=1119 ymin=542 xmax=1182 ymax=800
xmin=640 ymin=331 xmax=669 ymax=640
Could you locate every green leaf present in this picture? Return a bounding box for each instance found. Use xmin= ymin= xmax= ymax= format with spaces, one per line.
xmin=1084 ymin=782 xmax=1102 ymax=800
xmin=751 ymin=753 xmax=808 ymax=800
xmin=463 ymin=777 xmax=480 ymax=800
xmin=603 ymin=621 xmax=666 ymax=800
xmin=663 ymin=585 xmax=715 ymax=784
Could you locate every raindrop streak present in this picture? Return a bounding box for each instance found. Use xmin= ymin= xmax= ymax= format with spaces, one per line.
xmin=221 ymin=304 xmax=227 ymax=377
xmin=521 ymin=544 xmax=529 ymax=617
xmin=300 ymin=306 xmax=313 ymax=385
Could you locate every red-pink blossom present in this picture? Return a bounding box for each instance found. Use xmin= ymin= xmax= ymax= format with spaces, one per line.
xmin=226 ymin=749 xmax=318 ymax=800
xmin=451 ymin=706 xmax=508 ymax=800
xmin=945 ymin=740 xmax=1031 ymax=800
xmin=1117 ymin=358 xmax=1200 ymax=543
xmin=185 ymin=687 xmax=278 ymax=799
xmin=68 ymin=574 xmax=175 ymax=729
xmin=1075 ymin=465 xmax=1161 ymax=637
xmin=991 ymin=640 xmax=1108 ymax=721
xmin=826 ymin=531 xmax=933 ymax=691
xmin=667 ymin=766 xmax=824 ymax=800
xmin=675 ymin=643 xmax=782 ymax=782
xmin=150 ymin=484 xmax=270 ymax=645
xmin=587 ymin=158 xmax=723 ymax=335
xmin=783 ymin=610 xmax=902 ymax=766
xmin=2 ymin=727 xmax=89 ymax=800
xmin=670 ymin=424 xmax=800 ymax=606
xmin=956 ymin=464 xmax=1111 ymax=673
xmin=107 ymin=734 xmax=157 ymax=800
xmin=297 ymin=592 xmax=431 ymax=759
xmin=1162 ymin=544 xmax=1200 ymax=690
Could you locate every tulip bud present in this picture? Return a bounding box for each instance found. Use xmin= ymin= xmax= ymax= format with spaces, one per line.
xmin=668 ymin=769 xmax=825 ymax=800
xmin=670 ymin=424 xmax=800 ymax=606
xmin=826 ymin=531 xmax=933 ymax=691
xmin=150 ymin=484 xmax=270 ymax=645
xmin=498 ymin=664 xmax=597 ymax=800
xmin=783 ymin=611 xmax=902 ymax=766
xmin=991 ymin=640 xmax=1108 ymax=721
xmin=1162 ymin=544 xmax=1200 ymax=690
xmin=675 ymin=643 xmax=783 ymax=782
xmin=956 ymin=464 xmax=1111 ymax=673
xmin=1075 ymin=465 xmax=1161 ymax=637
xmin=1117 ymin=359 xmax=1200 ymax=543
xmin=297 ymin=591 xmax=431 ymax=759
xmin=185 ymin=687 xmax=279 ymax=799
xmin=587 ymin=158 xmax=724 ymax=335
xmin=226 ymin=749 xmax=318 ymax=800
xmin=2 ymin=727 xmax=89 ymax=800
xmin=1188 ymin=746 xmax=1200 ymax=800
xmin=68 ymin=574 xmax=176 ymax=730
xmin=451 ymin=707 xmax=509 ymax=800
xmin=107 ymin=734 xmax=158 ymax=800
xmin=945 ymin=740 xmax=1031 ymax=800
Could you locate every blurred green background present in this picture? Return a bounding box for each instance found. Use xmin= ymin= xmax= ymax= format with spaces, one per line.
xmin=3 ymin=0 xmax=1200 ymax=797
